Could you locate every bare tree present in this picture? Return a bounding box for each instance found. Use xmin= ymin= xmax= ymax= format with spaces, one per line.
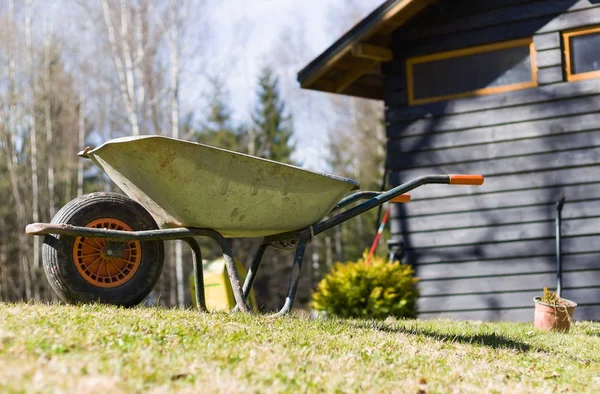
xmin=0 ymin=0 xmax=215 ymax=305
xmin=169 ymin=0 xmax=184 ymax=307
xmin=43 ymin=19 xmax=56 ymax=218
xmin=40 ymin=23 xmax=58 ymax=301
xmin=101 ymin=0 xmax=141 ymax=136
xmin=77 ymin=82 xmax=85 ymax=197
xmin=25 ymin=0 xmax=41 ymax=300
xmin=0 ymin=0 xmax=85 ymax=301
xmin=2 ymin=0 xmax=33 ymax=300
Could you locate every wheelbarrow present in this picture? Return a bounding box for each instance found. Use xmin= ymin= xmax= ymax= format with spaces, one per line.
xmin=26 ymin=135 xmax=484 ymax=316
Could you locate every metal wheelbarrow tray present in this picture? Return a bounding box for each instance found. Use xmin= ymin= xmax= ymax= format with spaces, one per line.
xmin=78 ymin=135 xmax=360 ymax=237
xmin=26 ymin=136 xmax=484 ymax=316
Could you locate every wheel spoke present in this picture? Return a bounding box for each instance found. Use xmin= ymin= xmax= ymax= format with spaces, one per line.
xmin=106 ymin=264 xmax=114 ymax=282
xmin=83 ymin=244 xmax=102 ymax=252
xmin=91 ymin=237 xmax=104 ymax=249
xmin=85 ymin=256 xmax=103 ymax=271
xmin=113 ymin=256 xmax=133 ymax=264
xmin=108 ymin=259 xmax=126 ymax=275
xmin=96 ymin=259 xmax=105 ymax=276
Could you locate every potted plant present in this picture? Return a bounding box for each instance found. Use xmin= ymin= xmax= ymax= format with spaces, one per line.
xmin=534 ymin=287 xmax=577 ymax=332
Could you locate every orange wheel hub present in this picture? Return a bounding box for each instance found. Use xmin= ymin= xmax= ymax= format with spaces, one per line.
xmin=72 ymin=218 xmax=142 ymax=288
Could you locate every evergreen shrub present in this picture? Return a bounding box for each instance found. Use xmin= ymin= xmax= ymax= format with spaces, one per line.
xmin=311 ymin=252 xmax=419 ymax=320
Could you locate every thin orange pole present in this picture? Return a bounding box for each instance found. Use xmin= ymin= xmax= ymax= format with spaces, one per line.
xmin=364 ymin=193 xmax=411 ymax=266
xmin=365 ymin=206 xmax=391 ymax=266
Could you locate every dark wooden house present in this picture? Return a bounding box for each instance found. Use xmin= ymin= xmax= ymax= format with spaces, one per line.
xmin=298 ymin=0 xmax=600 ymax=321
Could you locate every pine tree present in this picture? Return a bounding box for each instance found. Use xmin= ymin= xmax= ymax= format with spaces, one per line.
xmin=252 ymin=67 xmax=294 ymax=163
xmin=196 ymin=76 xmax=241 ymax=151
xmin=244 ymin=67 xmax=297 ymax=311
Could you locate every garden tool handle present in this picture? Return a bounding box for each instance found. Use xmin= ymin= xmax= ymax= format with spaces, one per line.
xmin=448 ymin=174 xmax=484 ymax=186
xmin=391 ymin=194 xmax=411 ymax=203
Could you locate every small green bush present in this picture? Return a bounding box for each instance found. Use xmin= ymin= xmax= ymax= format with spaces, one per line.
xmin=311 ymin=252 xmax=419 ymax=320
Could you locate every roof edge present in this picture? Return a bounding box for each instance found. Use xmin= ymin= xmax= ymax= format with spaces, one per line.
xmin=297 ymin=0 xmax=402 ymax=85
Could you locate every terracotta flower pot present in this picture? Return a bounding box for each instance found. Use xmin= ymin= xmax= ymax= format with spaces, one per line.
xmin=533 ymin=297 xmax=577 ymax=332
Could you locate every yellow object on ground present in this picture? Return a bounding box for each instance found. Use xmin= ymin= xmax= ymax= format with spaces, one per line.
xmin=190 ymin=258 xmax=256 ymax=311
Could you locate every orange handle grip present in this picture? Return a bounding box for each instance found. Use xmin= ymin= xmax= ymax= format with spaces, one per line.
xmin=449 ymin=174 xmax=484 ymax=186
xmin=391 ymin=193 xmax=411 ymax=203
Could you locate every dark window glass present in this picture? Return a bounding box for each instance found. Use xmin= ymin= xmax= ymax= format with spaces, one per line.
xmin=569 ymin=31 xmax=600 ymax=74
xmin=411 ymin=44 xmax=533 ymax=102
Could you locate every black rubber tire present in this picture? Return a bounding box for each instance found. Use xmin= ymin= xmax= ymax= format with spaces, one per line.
xmin=42 ymin=192 xmax=164 ymax=306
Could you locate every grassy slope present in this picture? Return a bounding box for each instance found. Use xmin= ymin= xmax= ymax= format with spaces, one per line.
xmin=1 ymin=304 xmax=599 ymax=393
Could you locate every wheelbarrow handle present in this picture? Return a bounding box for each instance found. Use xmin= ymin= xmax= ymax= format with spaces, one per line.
xmin=391 ymin=194 xmax=411 ymax=203
xmin=449 ymin=174 xmax=484 ymax=185
xmin=330 ymin=192 xmax=411 ymax=213
xmin=313 ymin=174 xmax=484 ymax=236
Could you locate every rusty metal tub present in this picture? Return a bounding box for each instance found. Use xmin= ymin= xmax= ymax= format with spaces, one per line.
xmin=79 ymin=135 xmax=359 ymax=238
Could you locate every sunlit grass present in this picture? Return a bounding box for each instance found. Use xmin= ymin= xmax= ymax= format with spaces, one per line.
xmin=1 ymin=303 xmax=599 ymax=393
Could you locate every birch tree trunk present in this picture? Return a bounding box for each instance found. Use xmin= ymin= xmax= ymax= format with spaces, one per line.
xmin=119 ymin=0 xmax=140 ymax=136
xmin=77 ymin=86 xmax=85 ymax=197
xmin=25 ymin=0 xmax=40 ymax=300
xmin=40 ymin=18 xmax=58 ymax=298
xmin=170 ymin=0 xmax=184 ymax=307
xmin=133 ymin=5 xmax=146 ymax=135
xmin=101 ymin=0 xmax=140 ymax=136
xmin=44 ymin=22 xmax=56 ymax=219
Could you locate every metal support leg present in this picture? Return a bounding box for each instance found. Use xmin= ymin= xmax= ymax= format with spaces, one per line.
xmin=183 ymin=238 xmax=207 ymax=312
xmin=232 ymin=242 xmax=268 ymax=313
xmin=243 ymin=243 xmax=268 ymax=302
xmin=210 ymin=235 xmax=250 ymax=313
xmin=270 ymin=230 xmax=310 ymax=318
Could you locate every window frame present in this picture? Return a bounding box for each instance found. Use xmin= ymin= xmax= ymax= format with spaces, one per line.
xmin=563 ymin=25 xmax=600 ymax=82
xmin=406 ymin=38 xmax=538 ymax=106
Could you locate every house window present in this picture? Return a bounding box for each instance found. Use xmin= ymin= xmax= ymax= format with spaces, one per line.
xmin=406 ymin=38 xmax=537 ymax=105
xmin=564 ymin=26 xmax=600 ymax=82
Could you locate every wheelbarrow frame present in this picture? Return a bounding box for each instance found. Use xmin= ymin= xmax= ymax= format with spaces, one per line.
xmin=26 ymin=174 xmax=483 ymax=317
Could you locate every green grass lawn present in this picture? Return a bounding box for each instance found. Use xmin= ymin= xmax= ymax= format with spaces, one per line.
xmin=1 ymin=303 xmax=599 ymax=393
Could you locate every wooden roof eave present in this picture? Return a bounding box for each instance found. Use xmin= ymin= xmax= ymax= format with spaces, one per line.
xmin=297 ymin=0 xmax=434 ymax=100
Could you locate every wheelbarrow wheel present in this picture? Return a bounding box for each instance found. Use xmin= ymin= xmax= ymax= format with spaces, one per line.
xmin=42 ymin=192 xmax=164 ymax=307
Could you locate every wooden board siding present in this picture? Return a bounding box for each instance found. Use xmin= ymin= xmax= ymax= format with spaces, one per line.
xmin=419 ymin=288 xmax=599 ymax=315
xmin=416 ymin=254 xmax=600 ymax=280
xmin=385 ymin=78 xmax=600 ymax=124
xmin=385 ymin=0 xmax=600 ymax=320
xmin=387 ymin=92 xmax=600 ymax=131
xmin=533 ymin=32 xmax=561 ymax=51
xmin=538 ymin=67 xmax=565 ymax=85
